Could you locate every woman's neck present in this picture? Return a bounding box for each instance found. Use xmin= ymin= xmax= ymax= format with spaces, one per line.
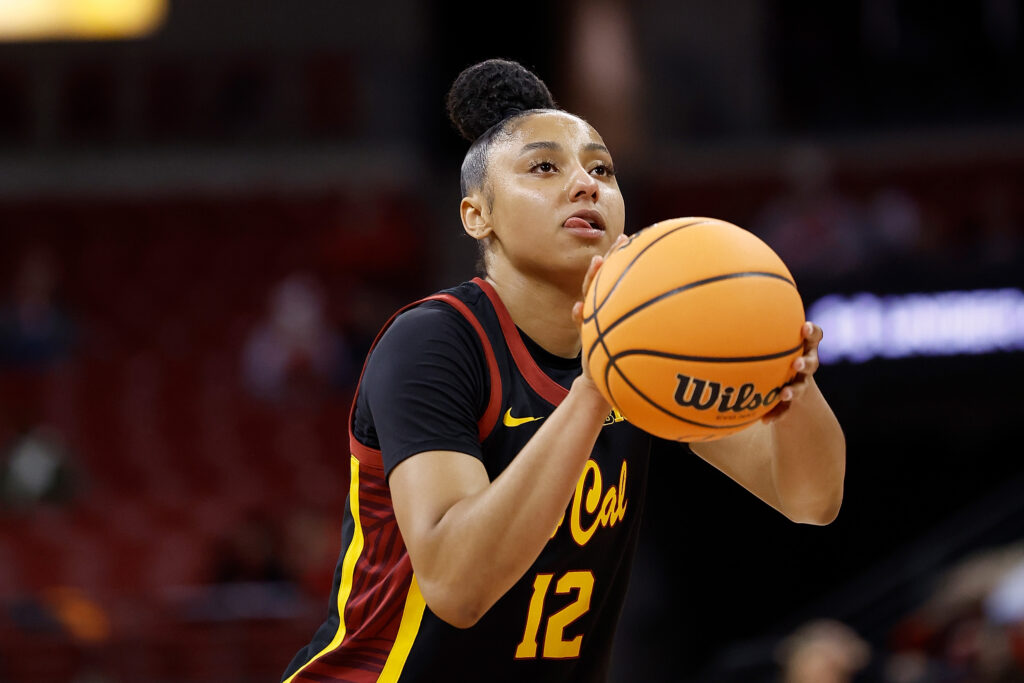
xmin=485 ymin=261 xmax=583 ymax=359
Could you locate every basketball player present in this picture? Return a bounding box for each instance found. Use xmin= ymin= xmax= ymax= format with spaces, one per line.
xmin=282 ymin=59 xmax=845 ymax=682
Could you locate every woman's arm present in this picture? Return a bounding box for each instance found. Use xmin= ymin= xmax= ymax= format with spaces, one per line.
xmin=689 ymin=322 xmax=846 ymax=525
xmin=389 ymin=374 xmax=609 ymax=628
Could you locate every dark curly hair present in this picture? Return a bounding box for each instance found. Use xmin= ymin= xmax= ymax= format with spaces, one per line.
xmin=446 ymin=59 xmax=559 ymax=199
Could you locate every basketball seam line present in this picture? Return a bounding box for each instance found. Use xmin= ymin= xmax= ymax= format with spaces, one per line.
xmin=582 ymin=218 xmax=709 ymax=325
xmin=607 ymin=342 xmax=804 ymax=364
xmin=592 ymin=268 xmax=622 ymax=415
xmin=586 ymin=270 xmax=798 ymax=364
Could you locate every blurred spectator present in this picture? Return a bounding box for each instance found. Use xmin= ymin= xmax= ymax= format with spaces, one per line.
xmin=242 ymin=273 xmax=351 ymax=404
xmin=987 ymin=557 xmax=1024 ymax=677
xmin=40 ymin=586 xmax=112 ymax=646
xmin=0 ymin=424 xmax=76 ymax=512
xmin=776 ymin=618 xmax=871 ymax=683
xmin=0 ymin=247 xmax=75 ymax=369
xmin=177 ymin=511 xmax=308 ymax=624
xmin=753 ymin=145 xmax=869 ymax=280
xmin=887 ymin=543 xmax=1024 ymax=682
xmin=987 ymin=555 xmax=1024 ymax=628
xmin=209 ymin=510 xmax=290 ymax=584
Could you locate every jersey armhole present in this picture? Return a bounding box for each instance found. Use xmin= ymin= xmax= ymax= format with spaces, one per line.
xmin=348 ymin=293 xmax=503 ymax=472
xmin=428 ymin=294 xmax=502 ymax=442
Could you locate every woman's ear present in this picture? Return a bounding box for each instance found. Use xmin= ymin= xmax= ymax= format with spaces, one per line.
xmin=461 ymin=194 xmax=493 ymax=241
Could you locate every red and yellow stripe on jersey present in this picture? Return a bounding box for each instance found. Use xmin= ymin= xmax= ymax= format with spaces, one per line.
xmin=283 ymin=291 xmax=501 ymax=682
xmin=283 ymin=455 xmax=426 ymax=682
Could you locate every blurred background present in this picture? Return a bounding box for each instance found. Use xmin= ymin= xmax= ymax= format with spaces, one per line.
xmin=0 ymin=1 xmax=1021 ymax=681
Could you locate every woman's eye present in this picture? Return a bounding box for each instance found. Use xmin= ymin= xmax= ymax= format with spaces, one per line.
xmin=532 ymin=161 xmax=556 ymax=173
xmin=592 ymin=164 xmax=614 ymax=177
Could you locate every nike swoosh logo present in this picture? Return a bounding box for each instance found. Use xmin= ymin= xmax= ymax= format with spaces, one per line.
xmin=502 ymin=408 xmax=545 ymax=428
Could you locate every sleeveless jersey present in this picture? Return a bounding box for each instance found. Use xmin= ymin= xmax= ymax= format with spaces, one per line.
xmin=282 ymin=278 xmax=653 ymax=683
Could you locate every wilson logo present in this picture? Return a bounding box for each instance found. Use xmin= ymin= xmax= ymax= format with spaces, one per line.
xmin=673 ymin=373 xmax=784 ymax=413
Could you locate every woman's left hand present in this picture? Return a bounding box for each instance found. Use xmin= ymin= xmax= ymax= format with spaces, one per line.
xmin=762 ymin=321 xmax=823 ymax=424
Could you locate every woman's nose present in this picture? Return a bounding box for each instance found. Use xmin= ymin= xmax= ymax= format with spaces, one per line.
xmin=568 ymin=166 xmax=599 ymax=202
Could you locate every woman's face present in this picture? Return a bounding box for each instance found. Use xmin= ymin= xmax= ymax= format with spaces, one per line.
xmin=467 ymin=111 xmax=626 ymax=286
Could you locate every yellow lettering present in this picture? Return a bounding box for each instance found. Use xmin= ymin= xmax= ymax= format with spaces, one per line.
xmin=568 ymin=459 xmax=629 ymax=547
xmin=550 ymin=511 xmax=564 ymax=539
xmin=570 ymin=460 xmax=602 ymax=546
xmin=517 ymin=571 xmax=594 ymax=660
xmin=515 ymin=573 xmax=554 ymax=659
xmin=616 ymin=460 xmax=628 ymax=523
xmin=603 ymin=407 xmax=627 ymax=425
xmin=599 ymin=488 xmax=617 ymax=526
xmin=542 ymin=571 xmax=595 ymax=658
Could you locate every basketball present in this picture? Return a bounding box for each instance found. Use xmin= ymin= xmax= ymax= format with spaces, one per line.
xmin=581 ymin=217 xmax=806 ymax=442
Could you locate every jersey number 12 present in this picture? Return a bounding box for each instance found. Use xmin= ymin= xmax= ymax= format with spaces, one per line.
xmin=514 ymin=570 xmax=594 ymax=659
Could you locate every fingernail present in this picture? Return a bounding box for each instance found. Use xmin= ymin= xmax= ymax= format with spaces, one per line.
xmin=804 ymin=322 xmax=813 ymax=335
xmin=783 ymin=388 xmax=793 ymax=401
xmin=794 ymin=358 xmax=805 ymax=371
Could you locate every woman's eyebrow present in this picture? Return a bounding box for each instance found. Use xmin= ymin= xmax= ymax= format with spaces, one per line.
xmin=518 ymin=141 xmax=610 ymax=155
xmin=519 ymin=141 xmax=561 ymax=154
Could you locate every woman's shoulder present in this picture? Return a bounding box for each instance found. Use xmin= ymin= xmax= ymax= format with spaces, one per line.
xmin=385 ymin=280 xmax=489 ymax=337
xmin=359 ymin=285 xmax=491 ymax=413
xmin=375 ymin=290 xmax=486 ymax=361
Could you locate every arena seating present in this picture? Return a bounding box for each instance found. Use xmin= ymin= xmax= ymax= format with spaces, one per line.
xmin=0 ymin=191 xmax=426 ymax=681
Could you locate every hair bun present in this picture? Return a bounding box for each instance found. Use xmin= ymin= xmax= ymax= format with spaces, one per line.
xmin=446 ymin=59 xmax=557 ymax=142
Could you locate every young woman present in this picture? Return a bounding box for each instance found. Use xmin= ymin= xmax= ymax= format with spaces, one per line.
xmin=282 ymin=59 xmax=845 ymax=683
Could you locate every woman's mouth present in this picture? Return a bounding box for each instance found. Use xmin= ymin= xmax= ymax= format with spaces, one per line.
xmin=564 ymin=216 xmax=599 ymax=230
xmin=563 ymin=211 xmax=606 ymax=238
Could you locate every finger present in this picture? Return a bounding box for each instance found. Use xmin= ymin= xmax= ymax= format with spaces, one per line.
xmin=762 ymin=383 xmax=799 ymax=423
xmin=582 ymin=235 xmax=627 ymax=298
xmin=787 ymin=379 xmax=812 ymax=402
xmin=606 ymin=233 xmax=628 ymax=257
xmin=803 ymin=321 xmax=823 ymax=344
xmin=786 ymin=372 xmax=808 ymax=387
xmin=581 ymin=254 xmax=604 ymax=297
xmin=802 ymin=346 xmax=820 ymax=375
xmin=791 ymin=352 xmax=819 ymax=377
xmin=792 ymin=345 xmax=820 ymax=376
xmin=572 ymin=300 xmax=585 ymax=326
xmin=761 ymin=400 xmax=790 ymax=423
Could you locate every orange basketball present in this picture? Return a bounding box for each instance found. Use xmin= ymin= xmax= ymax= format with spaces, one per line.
xmin=581 ymin=217 xmax=805 ymax=442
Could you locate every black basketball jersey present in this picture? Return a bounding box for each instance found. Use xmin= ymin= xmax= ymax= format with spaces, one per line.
xmin=282 ymin=277 xmax=653 ymax=683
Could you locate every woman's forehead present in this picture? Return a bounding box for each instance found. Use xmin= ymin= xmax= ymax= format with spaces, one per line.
xmin=503 ymin=111 xmax=606 ymax=153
